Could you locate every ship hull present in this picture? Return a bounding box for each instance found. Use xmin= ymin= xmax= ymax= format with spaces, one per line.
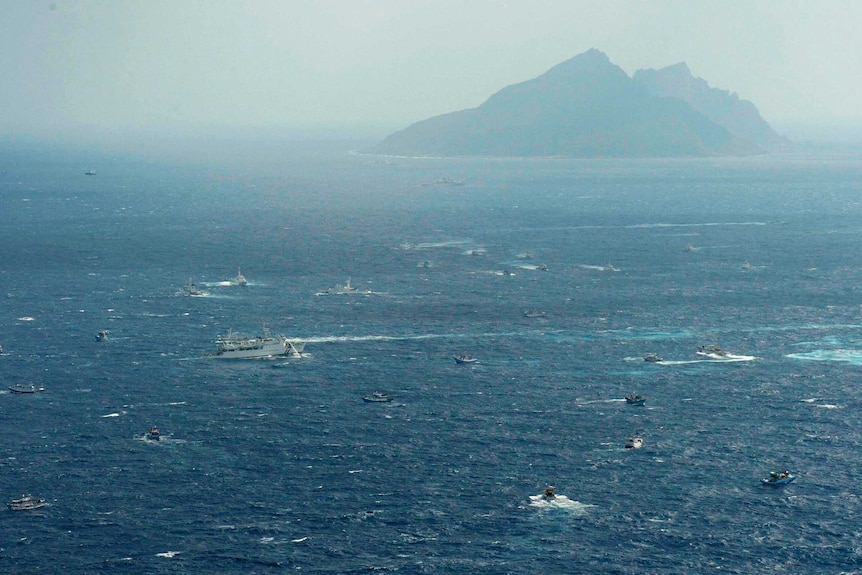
xmin=213 ymin=335 xmax=304 ymax=359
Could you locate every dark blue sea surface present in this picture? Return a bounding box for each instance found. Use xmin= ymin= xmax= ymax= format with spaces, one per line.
xmin=2 ymin=141 xmax=862 ymax=573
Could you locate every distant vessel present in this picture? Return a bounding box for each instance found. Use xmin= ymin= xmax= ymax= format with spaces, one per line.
xmin=213 ymin=328 xmax=305 ymax=359
xmin=625 ymin=436 xmax=644 ymax=449
xmin=316 ymin=278 xmax=371 ymax=296
xmin=697 ymin=344 xmax=730 ymax=358
xmin=541 ymin=486 xmax=556 ymax=501
xmin=95 ymin=330 xmax=109 ymax=342
xmin=7 ymin=495 xmax=47 ymax=510
xmin=422 ymin=177 xmax=464 ymax=187
xmin=363 ymin=392 xmax=393 ymax=403
xmin=84 ymin=170 xmax=97 ymax=176
xmin=762 ymin=470 xmax=795 ymax=486
xmin=8 ymin=384 xmax=44 ymax=394
xmin=454 ymin=355 xmax=478 ymax=364
xmin=232 ymin=269 xmax=248 ymax=286
xmin=523 ymin=310 xmax=546 ymax=318
xmin=147 ymin=427 xmax=161 ymax=441
xmin=178 ymin=279 xmax=209 ymax=297
xmin=625 ymin=394 xmax=646 ymax=406
xmin=643 ymin=353 xmax=663 ymax=362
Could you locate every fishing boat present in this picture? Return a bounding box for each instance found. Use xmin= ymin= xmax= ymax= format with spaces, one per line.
xmin=625 ymin=394 xmax=646 ymax=406
xmin=643 ymin=353 xmax=663 ymax=362
xmin=316 ymin=278 xmax=371 ymax=296
xmin=8 ymin=384 xmax=44 ymax=394
xmin=178 ymin=279 xmax=209 ymax=297
xmin=761 ymin=470 xmax=795 ymax=486
xmin=625 ymin=436 xmax=644 ymax=449
xmin=363 ymin=392 xmax=392 ymax=403
xmin=7 ymin=495 xmax=47 ymax=510
xmin=147 ymin=427 xmax=161 ymax=441
xmin=453 ymin=355 xmax=478 ymax=364
xmin=232 ymin=269 xmax=248 ymax=286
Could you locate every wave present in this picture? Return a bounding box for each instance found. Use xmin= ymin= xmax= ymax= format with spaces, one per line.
xmin=527 ymin=493 xmax=594 ymax=515
xmin=787 ymin=349 xmax=862 ymax=365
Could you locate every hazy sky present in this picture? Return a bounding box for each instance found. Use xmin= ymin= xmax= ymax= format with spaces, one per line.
xmin=2 ymin=0 xmax=860 ymax=140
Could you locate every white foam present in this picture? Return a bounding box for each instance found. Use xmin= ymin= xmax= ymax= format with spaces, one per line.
xmin=101 ymin=412 xmax=121 ymax=418
xmin=17 ymin=317 xmax=35 ymax=321
xmin=527 ymin=494 xmax=594 ymax=514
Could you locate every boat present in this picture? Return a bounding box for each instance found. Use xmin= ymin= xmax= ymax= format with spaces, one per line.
xmin=523 ymin=310 xmax=546 ymax=318
xmin=624 ymin=436 xmax=644 ymax=449
xmin=697 ymin=344 xmax=729 ymax=358
xmin=178 ymin=279 xmax=209 ymax=297
xmin=422 ymin=177 xmax=464 ymax=187
xmin=316 ymin=278 xmax=371 ymax=296
xmin=363 ymin=392 xmax=392 ymax=403
xmin=84 ymin=170 xmax=97 ymax=176
xmin=232 ymin=269 xmax=248 ymax=286
xmin=541 ymin=486 xmax=556 ymax=501
xmin=454 ymin=355 xmax=478 ymax=364
xmin=625 ymin=394 xmax=646 ymax=406
xmin=8 ymin=384 xmax=44 ymax=394
xmin=643 ymin=353 xmax=663 ymax=362
xmin=95 ymin=330 xmax=109 ymax=342
xmin=762 ymin=470 xmax=795 ymax=486
xmin=7 ymin=495 xmax=47 ymax=510
xmin=212 ymin=327 xmax=305 ymax=359
xmin=147 ymin=427 xmax=161 ymax=441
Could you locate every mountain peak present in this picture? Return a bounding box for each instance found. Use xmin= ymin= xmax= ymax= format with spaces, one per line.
xmin=370 ymin=50 xmax=784 ymax=157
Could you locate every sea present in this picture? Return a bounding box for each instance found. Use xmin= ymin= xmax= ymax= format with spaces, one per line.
xmin=2 ymin=139 xmax=862 ymax=574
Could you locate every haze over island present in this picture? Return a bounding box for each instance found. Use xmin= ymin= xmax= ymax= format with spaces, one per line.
xmin=370 ymin=49 xmax=789 ymax=158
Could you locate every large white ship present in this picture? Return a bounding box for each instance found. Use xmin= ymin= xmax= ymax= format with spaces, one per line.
xmin=212 ymin=328 xmax=305 ymax=359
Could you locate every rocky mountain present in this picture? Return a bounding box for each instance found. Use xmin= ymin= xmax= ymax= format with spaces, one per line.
xmin=369 ymin=49 xmax=785 ymax=157
xmin=633 ymin=62 xmax=790 ymax=152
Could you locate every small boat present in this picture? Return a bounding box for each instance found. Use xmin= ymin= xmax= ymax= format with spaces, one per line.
xmin=95 ymin=330 xmax=109 ymax=342
xmin=8 ymin=384 xmax=44 ymax=394
xmin=7 ymin=495 xmax=47 ymax=510
xmin=363 ymin=392 xmax=392 ymax=403
xmin=762 ymin=470 xmax=795 ymax=486
xmin=697 ymin=344 xmax=729 ymax=358
xmin=232 ymin=269 xmax=248 ymax=286
xmin=178 ymin=279 xmax=209 ymax=297
xmin=316 ymin=278 xmax=371 ymax=296
xmin=147 ymin=427 xmax=161 ymax=441
xmin=541 ymin=486 xmax=556 ymax=501
xmin=643 ymin=353 xmax=663 ymax=362
xmin=625 ymin=437 xmax=644 ymax=449
xmin=625 ymin=394 xmax=646 ymax=406
xmin=453 ymin=355 xmax=478 ymax=364
xmin=523 ymin=310 xmax=546 ymax=318
xmin=84 ymin=170 xmax=97 ymax=176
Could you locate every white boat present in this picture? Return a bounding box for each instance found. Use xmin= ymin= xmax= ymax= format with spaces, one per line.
xmin=643 ymin=353 xmax=663 ymax=362
xmin=363 ymin=392 xmax=392 ymax=403
xmin=454 ymin=355 xmax=478 ymax=364
xmin=212 ymin=328 xmax=305 ymax=359
xmin=625 ymin=437 xmax=644 ymax=449
xmin=7 ymin=495 xmax=47 ymax=510
xmin=95 ymin=330 xmax=109 ymax=342
xmin=232 ymin=269 xmax=248 ymax=286
xmin=316 ymin=278 xmax=371 ymax=296
xmin=8 ymin=384 xmax=44 ymax=394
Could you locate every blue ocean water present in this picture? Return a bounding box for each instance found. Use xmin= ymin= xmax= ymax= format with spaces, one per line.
xmin=2 ymin=141 xmax=862 ymax=573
